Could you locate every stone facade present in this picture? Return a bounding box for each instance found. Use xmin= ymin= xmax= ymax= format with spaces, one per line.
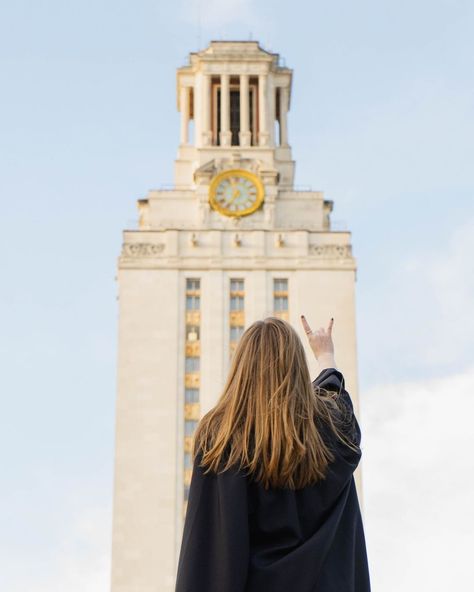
xmin=111 ymin=41 xmax=363 ymax=592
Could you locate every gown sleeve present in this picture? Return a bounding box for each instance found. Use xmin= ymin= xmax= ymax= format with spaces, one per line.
xmin=312 ymin=367 xmax=362 ymax=447
xmin=175 ymin=449 xmax=250 ymax=592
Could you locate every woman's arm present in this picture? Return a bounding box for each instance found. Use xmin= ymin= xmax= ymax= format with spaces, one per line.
xmin=312 ymin=367 xmax=362 ymax=450
xmin=316 ymin=351 xmax=338 ymax=373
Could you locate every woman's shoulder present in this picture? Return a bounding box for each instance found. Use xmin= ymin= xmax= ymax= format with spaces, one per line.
xmin=312 ymin=366 xmax=345 ymax=391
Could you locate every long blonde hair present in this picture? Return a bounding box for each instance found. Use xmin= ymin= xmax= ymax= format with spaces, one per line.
xmin=192 ymin=316 xmax=360 ymax=489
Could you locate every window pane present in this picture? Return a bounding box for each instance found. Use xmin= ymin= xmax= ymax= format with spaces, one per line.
xmin=274 ymin=278 xmax=288 ymax=292
xmin=216 ymin=88 xmax=221 ymax=145
xmin=230 ymin=295 xmax=244 ymax=310
xmin=230 ymin=90 xmax=240 ymax=146
xmin=249 ymin=88 xmax=254 ymax=145
xmin=185 ymin=357 xmax=200 ymax=372
xmin=185 ymin=388 xmax=199 ymax=403
xmin=230 ymin=278 xmax=244 ymax=291
xmin=184 ymin=451 xmax=192 ymax=469
xmin=186 ymin=278 xmax=200 ymax=291
xmin=274 ymin=296 xmax=288 ymax=311
xmin=230 ymin=326 xmax=244 ymax=341
xmin=186 ymin=295 xmax=200 ymax=310
xmin=185 ymin=419 xmax=198 ymax=436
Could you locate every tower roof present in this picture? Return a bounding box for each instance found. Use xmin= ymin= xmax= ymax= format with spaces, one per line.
xmin=181 ymin=40 xmax=289 ymax=70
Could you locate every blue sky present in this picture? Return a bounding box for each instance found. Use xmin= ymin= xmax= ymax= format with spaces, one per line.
xmin=1 ymin=1 xmax=473 ymax=590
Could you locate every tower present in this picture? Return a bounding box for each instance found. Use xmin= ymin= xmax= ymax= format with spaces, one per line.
xmin=111 ymin=41 xmax=361 ymax=592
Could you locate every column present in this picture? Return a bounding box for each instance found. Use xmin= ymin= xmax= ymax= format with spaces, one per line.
xmin=258 ymin=74 xmax=269 ymax=146
xmin=268 ymin=76 xmax=276 ymax=146
xmin=202 ymin=74 xmax=212 ymax=146
xmin=179 ymin=86 xmax=189 ymax=145
xmin=220 ymin=73 xmax=231 ymax=146
xmin=239 ymin=74 xmax=251 ymax=147
xmin=280 ymin=85 xmax=289 ymax=147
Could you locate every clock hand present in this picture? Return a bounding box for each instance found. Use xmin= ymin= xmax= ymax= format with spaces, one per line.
xmin=229 ymin=189 xmax=241 ymax=203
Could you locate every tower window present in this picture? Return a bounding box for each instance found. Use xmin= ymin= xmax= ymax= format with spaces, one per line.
xmin=212 ymin=79 xmax=258 ymax=146
xmin=230 ymin=279 xmax=244 ymax=292
xmin=273 ymin=278 xmax=289 ymax=319
xmin=185 ymin=419 xmax=198 ymax=436
xmin=230 ymin=326 xmax=244 ymax=341
xmin=184 ymin=277 xmax=201 ymax=510
xmin=230 ymin=295 xmax=244 ymax=311
xmin=185 ymin=388 xmax=199 ymax=403
xmin=274 ymin=278 xmax=288 ymax=292
xmin=216 ymin=86 xmax=221 ymax=145
xmin=275 ymin=87 xmax=281 ymax=146
xmin=229 ymin=90 xmax=240 ymax=145
xmin=229 ymin=278 xmax=245 ymax=360
xmin=274 ymin=296 xmax=288 ymax=311
xmin=184 ymin=451 xmax=192 ymax=469
xmin=185 ymin=357 xmax=200 ymax=372
xmin=186 ymin=295 xmax=200 ymax=310
xmin=216 ymin=87 xmax=242 ymax=146
xmin=186 ymin=279 xmax=200 ymax=291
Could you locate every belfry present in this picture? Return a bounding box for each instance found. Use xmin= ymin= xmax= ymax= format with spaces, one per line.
xmin=111 ymin=41 xmax=362 ymax=592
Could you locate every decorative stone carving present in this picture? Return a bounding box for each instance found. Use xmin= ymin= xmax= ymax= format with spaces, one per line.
xmin=231 ymin=216 xmax=242 ymax=228
xmin=322 ymin=199 xmax=334 ymax=231
xmin=193 ymin=156 xmax=278 ymax=187
xmin=122 ymin=243 xmax=165 ymax=257
xmin=275 ymin=233 xmax=285 ymax=247
xmin=310 ymin=244 xmax=352 ymax=258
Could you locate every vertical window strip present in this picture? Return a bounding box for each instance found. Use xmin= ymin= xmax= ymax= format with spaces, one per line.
xmin=273 ymin=278 xmax=289 ymax=320
xmin=229 ymin=278 xmax=245 ymax=360
xmin=183 ymin=278 xmax=201 ymax=517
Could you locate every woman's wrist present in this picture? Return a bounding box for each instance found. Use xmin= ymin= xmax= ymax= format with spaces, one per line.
xmin=317 ymin=352 xmax=337 ymax=371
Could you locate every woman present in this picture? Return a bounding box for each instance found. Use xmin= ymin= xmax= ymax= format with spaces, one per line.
xmin=175 ymin=315 xmax=371 ymax=591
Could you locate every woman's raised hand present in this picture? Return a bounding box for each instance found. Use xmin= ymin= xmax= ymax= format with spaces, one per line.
xmin=300 ymin=315 xmax=335 ymax=359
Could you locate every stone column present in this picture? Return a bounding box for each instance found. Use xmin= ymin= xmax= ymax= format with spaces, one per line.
xmin=268 ymin=76 xmax=276 ymax=146
xmin=202 ymin=74 xmax=212 ymax=146
xmin=220 ymin=73 xmax=231 ymax=146
xmin=179 ymin=86 xmax=189 ymax=145
xmin=239 ymin=74 xmax=251 ymax=147
xmin=258 ymin=73 xmax=269 ymax=146
xmin=280 ymin=85 xmax=289 ymax=147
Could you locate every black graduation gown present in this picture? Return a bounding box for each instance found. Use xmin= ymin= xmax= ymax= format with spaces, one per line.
xmin=175 ymin=367 xmax=371 ymax=592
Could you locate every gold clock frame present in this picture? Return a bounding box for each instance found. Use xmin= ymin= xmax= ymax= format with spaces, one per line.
xmin=208 ymin=169 xmax=264 ymax=217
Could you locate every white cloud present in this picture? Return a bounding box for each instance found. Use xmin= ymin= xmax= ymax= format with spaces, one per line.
xmin=360 ymin=366 xmax=474 ymax=591
xmin=180 ymin=0 xmax=257 ymax=29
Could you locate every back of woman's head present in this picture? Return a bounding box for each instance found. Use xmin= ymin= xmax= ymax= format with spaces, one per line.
xmin=193 ymin=316 xmax=354 ymax=489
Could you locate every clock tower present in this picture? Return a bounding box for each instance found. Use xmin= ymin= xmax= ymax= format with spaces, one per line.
xmin=111 ymin=41 xmax=362 ymax=592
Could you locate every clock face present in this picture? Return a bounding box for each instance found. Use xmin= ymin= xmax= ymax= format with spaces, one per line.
xmin=209 ymin=170 xmax=264 ymax=217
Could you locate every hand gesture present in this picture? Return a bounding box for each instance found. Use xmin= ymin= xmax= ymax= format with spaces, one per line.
xmin=300 ymin=315 xmax=335 ymax=359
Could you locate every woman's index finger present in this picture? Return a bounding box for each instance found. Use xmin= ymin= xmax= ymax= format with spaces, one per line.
xmin=327 ymin=317 xmax=334 ymax=334
xmin=300 ymin=315 xmax=312 ymax=334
